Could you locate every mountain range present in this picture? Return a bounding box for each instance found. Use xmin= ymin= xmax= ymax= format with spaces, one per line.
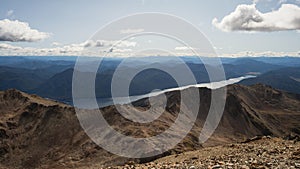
xmin=0 ymin=83 xmax=299 ymax=168
xmin=240 ymin=66 xmax=300 ymax=94
xmin=1 ymin=56 xmax=300 ymax=104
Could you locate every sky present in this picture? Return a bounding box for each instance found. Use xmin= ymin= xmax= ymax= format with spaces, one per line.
xmin=0 ymin=0 xmax=299 ymax=57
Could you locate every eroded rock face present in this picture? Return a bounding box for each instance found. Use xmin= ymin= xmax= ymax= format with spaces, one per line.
xmin=0 ymin=84 xmax=299 ymax=168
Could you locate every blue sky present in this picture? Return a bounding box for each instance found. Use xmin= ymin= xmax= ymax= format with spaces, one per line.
xmin=0 ymin=0 xmax=299 ymax=57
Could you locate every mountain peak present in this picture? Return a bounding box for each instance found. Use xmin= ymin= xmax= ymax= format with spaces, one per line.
xmin=2 ymin=89 xmax=29 ymax=102
xmin=0 ymin=89 xmax=69 ymax=108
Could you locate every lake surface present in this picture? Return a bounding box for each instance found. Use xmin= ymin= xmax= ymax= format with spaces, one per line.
xmin=73 ymin=75 xmax=255 ymax=109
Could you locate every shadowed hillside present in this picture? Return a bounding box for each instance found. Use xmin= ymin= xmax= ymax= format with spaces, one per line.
xmin=240 ymin=67 xmax=300 ymax=94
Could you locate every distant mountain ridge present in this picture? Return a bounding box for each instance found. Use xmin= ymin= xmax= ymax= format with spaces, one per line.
xmin=1 ymin=56 xmax=295 ymax=104
xmin=240 ymin=66 xmax=300 ymax=94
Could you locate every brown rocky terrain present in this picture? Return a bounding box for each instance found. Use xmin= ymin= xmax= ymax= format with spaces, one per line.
xmin=112 ymin=137 xmax=300 ymax=169
xmin=0 ymin=84 xmax=299 ymax=168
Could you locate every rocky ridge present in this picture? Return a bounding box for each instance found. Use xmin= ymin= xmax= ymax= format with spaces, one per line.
xmin=0 ymin=84 xmax=299 ymax=168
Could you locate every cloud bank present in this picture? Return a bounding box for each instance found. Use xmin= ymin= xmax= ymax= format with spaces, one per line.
xmin=0 ymin=39 xmax=137 ymax=56
xmin=83 ymin=40 xmax=136 ymax=48
xmin=222 ymin=50 xmax=300 ymax=57
xmin=0 ymin=19 xmax=50 ymax=42
xmin=0 ymin=42 xmax=299 ymax=57
xmin=212 ymin=4 xmax=300 ymax=32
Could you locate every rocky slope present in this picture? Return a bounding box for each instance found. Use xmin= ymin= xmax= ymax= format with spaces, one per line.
xmin=111 ymin=137 xmax=300 ymax=169
xmin=0 ymin=84 xmax=299 ymax=168
xmin=165 ymin=137 xmax=300 ymax=169
xmin=0 ymin=89 xmax=121 ymax=169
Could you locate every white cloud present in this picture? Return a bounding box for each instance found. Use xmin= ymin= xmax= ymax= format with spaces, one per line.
xmin=221 ymin=51 xmax=300 ymax=57
xmin=83 ymin=40 xmax=136 ymax=48
xmin=278 ymin=0 xmax=300 ymax=5
xmin=0 ymin=39 xmax=137 ymax=56
xmin=0 ymin=19 xmax=50 ymax=42
xmin=0 ymin=43 xmax=22 ymax=50
xmin=0 ymin=43 xmax=86 ymax=56
xmin=116 ymin=40 xmax=137 ymax=48
xmin=0 ymin=42 xmax=299 ymax=57
xmin=175 ymin=46 xmax=191 ymax=51
xmin=174 ymin=46 xmax=299 ymax=57
xmin=82 ymin=40 xmax=104 ymax=48
xmin=212 ymin=4 xmax=300 ymax=32
xmin=173 ymin=46 xmax=217 ymax=56
xmin=6 ymin=10 xmax=14 ymax=17
xmin=51 ymin=42 xmax=62 ymax=46
xmin=175 ymin=46 xmax=199 ymax=52
xmin=111 ymin=48 xmax=133 ymax=53
xmin=120 ymin=28 xmax=144 ymax=34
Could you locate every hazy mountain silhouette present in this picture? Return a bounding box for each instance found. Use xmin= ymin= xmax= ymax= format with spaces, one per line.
xmin=240 ymin=67 xmax=300 ymax=94
xmin=1 ymin=56 xmax=300 ymax=104
xmin=0 ymin=66 xmax=51 ymax=92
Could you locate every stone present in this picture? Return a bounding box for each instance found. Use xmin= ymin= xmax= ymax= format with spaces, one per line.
xmin=241 ymin=165 xmax=250 ymax=169
xmin=212 ymin=164 xmax=222 ymax=169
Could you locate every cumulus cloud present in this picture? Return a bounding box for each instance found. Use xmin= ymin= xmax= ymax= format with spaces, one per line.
xmin=0 ymin=43 xmax=22 ymax=50
xmin=82 ymin=40 xmax=105 ymax=48
xmin=212 ymin=4 xmax=300 ymax=32
xmin=0 ymin=19 xmax=50 ymax=42
xmin=115 ymin=40 xmax=137 ymax=47
xmin=83 ymin=40 xmax=136 ymax=48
